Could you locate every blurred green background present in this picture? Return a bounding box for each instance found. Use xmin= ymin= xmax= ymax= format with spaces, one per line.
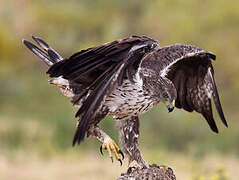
xmin=0 ymin=0 xmax=239 ymax=179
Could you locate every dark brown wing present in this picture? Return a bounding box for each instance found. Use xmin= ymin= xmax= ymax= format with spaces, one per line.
xmin=157 ymin=44 xmax=227 ymax=133
xmin=47 ymin=36 xmax=159 ymax=145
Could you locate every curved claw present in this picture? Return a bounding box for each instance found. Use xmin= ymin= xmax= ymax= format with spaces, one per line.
xmin=100 ymin=145 xmax=103 ymax=155
xmin=118 ymin=158 xmax=122 ymax=166
xmin=100 ymin=139 xmax=124 ymax=166
xmin=119 ymin=149 xmax=124 ymax=160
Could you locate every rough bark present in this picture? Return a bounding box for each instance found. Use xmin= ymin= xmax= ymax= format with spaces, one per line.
xmin=117 ymin=164 xmax=176 ymax=180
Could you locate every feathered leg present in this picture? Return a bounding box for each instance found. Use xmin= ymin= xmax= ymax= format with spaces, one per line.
xmin=115 ymin=116 xmax=148 ymax=168
xmin=87 ymin=125 xmax=124 ymax=165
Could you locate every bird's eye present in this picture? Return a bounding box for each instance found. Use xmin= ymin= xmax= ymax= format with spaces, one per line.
xmin=163 ymin=92 xmax=169 ymax=98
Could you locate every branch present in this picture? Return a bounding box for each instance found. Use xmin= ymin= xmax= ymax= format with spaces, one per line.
xmin=117 ymin=164 xmax=176 ymax=180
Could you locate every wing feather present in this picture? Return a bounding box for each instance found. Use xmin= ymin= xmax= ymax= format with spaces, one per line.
xmin=156 ymin=44 xmax=227 ymax=132
xmin=209 ymin=67 xmax=228 ymax=127
xmin=47 ymin=36 xmax=159 ymax=145
xmin=72 ymin=63 xmax=125 ymax=145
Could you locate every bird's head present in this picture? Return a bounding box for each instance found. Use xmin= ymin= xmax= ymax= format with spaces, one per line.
xmin=159 ymin=78 xmax=177 ymax=113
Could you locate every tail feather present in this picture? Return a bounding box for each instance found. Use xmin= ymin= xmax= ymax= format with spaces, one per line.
xmin=32 ymin=36 xmax=63 ymax=62
xmin=23 ymin=40 xmax=53 ymax=66
xmin=23 ymin=36 xmax=63 ymax=66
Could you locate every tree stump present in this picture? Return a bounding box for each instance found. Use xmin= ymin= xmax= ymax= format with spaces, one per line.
xmin=117 ymin=164 xmax=176 ymax=180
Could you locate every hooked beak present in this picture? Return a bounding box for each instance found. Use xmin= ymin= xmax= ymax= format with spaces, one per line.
xmin=163 ymin=100 xmax=175 ymax=113
xmin=167 ymin=105 xmax=174 ymax=113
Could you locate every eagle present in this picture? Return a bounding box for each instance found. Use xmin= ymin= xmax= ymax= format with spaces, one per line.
xmin=23 ymin=35 xmax=227 ymax=167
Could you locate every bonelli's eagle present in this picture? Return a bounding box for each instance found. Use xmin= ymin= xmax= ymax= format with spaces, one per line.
xmin=23 ymin=35 xmax=227 ymax=167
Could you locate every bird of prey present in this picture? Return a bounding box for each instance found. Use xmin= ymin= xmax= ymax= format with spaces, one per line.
xmin=23 ymin=35 xmax=227 ymax=167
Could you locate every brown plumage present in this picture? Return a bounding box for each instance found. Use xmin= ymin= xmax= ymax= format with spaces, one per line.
xmin=23 ymin=35 xmax=227 ymax=167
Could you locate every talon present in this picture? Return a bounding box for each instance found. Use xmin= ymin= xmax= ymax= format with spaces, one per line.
xmin=118 ymin=158 xmax=122 ymax=166
xmin=100 ymin=145 xmax=103 ymax=155
xmin=100 ymin=138 xmax=123 ymax=166
xmin=119 ymin=149 xmax=124 ymax=160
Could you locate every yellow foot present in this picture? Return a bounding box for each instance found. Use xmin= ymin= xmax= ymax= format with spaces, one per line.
xmin=100 ymin=138 xmax=124 ymax=165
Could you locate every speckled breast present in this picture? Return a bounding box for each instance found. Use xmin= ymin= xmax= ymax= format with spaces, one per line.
xmin=104 ymin=80 xmax=158 ymax=118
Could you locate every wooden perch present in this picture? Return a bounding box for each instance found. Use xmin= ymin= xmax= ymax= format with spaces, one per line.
xmin=117 ymin=164 xmax=176 ymax=180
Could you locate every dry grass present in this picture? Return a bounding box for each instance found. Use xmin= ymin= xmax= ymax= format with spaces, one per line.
xmin=0 ymin=151 xmax=124 ymax=180
xmin=0 ymin=150 xmax=238 ymax=180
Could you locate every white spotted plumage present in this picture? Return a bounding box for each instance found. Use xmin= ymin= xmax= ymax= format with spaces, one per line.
xmin=105 ymin=72 xmax=156 ymax=118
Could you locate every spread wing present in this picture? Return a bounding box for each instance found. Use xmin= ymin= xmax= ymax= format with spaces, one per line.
xmin=47 ymin=36 xmax=159 ymax=145
xmin=157 ymin=44 xmax=227 ymax=133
